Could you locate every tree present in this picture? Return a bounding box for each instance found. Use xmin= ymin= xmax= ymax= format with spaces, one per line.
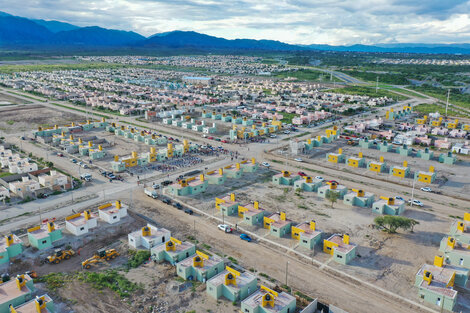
xmin=374 ymin=216 xmax=419 ymax=234
xmin=326 ymin=191 xmax=339 ymax=208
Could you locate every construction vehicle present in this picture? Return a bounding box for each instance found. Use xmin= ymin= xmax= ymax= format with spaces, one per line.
xmin=82 ymin=248 xmax=119 ymax=269
xmin=1 ymin=273 xmax=10 ymax=283
xmin=44 ymin=249 xmax=75 ymax=264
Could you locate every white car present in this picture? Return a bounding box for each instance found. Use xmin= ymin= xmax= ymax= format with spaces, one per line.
xmin=270 ymin=134 xmax=277 ymax=138
xmin=315 ymin=176 xmax=324 ymax=181
xmin=420 ymin=187 xmax=432 ymax=192
xmin=261 ymin=162 xmax=270 ymax=167
xmin=152 ymin=183 xmax=161 ymax=189
xmin=218 ymin=224 xmax=233 ymax=233
xmin=284 ymin=130 xmax=291 ymax=134
xmin=408 ymin=199 xmax=424 ymax=207
xmin=294 ymin=158 xmax=303 ymax=162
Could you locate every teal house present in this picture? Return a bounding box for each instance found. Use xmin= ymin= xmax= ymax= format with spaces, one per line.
xmin=10 ymin=294 xmax=55 ymax=313
xmin=216 ymin=193 xmax=240 ymax=216
xmin=378 ymin=141 xmax=393 ymax=152
xmin=238 ymin=202 xmax=266 ymax=226
xmin=206 ymin=267 xmax=258 ymax=302
xmin=294 ymin=176 xmax=323 ymax=192
xmin=448 ymin=214 xmax=470 ymax=244
xmin=372 ymin=198 xmax=405 ymax=215
xmin=317 ymin=183 xmax=348 ymax=199
xmin=27 ymin=222 xmax=63 ymax=250
xmin=417 ymin=148 xmax=434 ymax=160
xmin=205 ymin=169 xmax=226 ymax=185
xmin=272 ymin=171 xmax=301 ymax=186
xmin=224 ymin=164 xmax=243 ymax=179
xmin=397 ymin=144 xmax=412 ymax=156
xmin=439 ymin=152 xmax=457 ymax=165
xmin=240 ymin=159 xmax=259 ymax=173
xmin=0 ymin=235 xmax=23 ymax=265
xmin=264 ymin=212 xmax=293 ymax=238
xmin=359 ymin=138 xmax=374 ymax=149
xmin=0 ymin=274 xmax=35 ymax=313
xmin=151 ymin=239 xmax=196 ymax=265
xmin=343 ymin=190 xmax=375 ymax=208
xmin=439 ymin=237 xmax=470 ymax=268
xmin=176 ymin=251 xmax=225 ymax=282
xmin=241 ymin=287 xmax=296 ymax=313
xmin=291 ymin=221 xmax=322 ymax=250
xmin=166 ymin=176 xmax=208 ymax=196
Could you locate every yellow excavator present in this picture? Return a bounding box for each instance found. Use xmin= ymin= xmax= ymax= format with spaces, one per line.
xmin=81 ymin=248 xmax=119 ymax=269
xmin=45 ymin=249 xmax=75 ymax=264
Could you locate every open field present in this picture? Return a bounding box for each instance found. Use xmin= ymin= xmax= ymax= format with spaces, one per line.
xmin=0 ymin=92 xmax=31 ymax=105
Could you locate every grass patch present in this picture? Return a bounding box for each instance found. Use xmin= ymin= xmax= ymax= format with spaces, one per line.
xmin=228 ymin=256 xmax=238 ymax=265
xmin=295 ymin=291 xmax=314 ymax=302
xmin=77 ymin=270 xmax=141 ymax=298
xmin=127 ymin=250 xmax=151 ymax=269
xmin=327 ymin=86 xmax=408 ymax=101
xmin=274 ymin=68 xmax=341 ymax=82
xmin=50 ymin=102 xmax=110 ymax=119
xmin=280 ymin=112 xmax=296 ymax=124
xmin=413 ymin=103 xmax=469 ymax=118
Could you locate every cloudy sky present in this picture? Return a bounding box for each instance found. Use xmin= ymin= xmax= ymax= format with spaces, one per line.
xmin=1 ymin=0 xmax=470 ymax=45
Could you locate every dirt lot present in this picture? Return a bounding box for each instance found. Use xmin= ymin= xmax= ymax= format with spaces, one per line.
xmin=0 ymin=104 xmax=85 ymax=134
xmin=0 ymin=92 xmax=30 ymax=105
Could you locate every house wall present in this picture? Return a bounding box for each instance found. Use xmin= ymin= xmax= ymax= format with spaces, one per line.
xmin=417 ymin=287 xmax=455 ymax=311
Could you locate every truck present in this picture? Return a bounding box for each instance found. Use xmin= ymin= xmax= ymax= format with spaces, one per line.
xmin=80 ymin=173 xmax=92 ymax=182
xmin=144 ymin=188 xmax=158 ymax=199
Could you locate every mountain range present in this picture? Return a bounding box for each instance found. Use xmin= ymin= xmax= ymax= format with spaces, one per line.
xmin=1 ymin=11 xmax=469 ymax=54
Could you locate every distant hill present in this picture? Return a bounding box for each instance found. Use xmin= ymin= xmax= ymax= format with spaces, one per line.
xmin=0 ymin=10 xmax=470 ymax=54
xmin=142 ymin=30 xmax=305 ymax=51
xmin=32 ymin=19 xmax=79 ymax=33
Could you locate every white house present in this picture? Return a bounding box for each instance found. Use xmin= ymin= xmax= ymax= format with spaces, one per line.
xmin=38 ymin=170 xmax=68 ymax=188
xmin=65 ymin=210 xmax=98 ymax=236
xmin=128 ymin=224 xmax=171 ymax=249
xmin=0 ymin=186 xmax=10 ymax=200
xmin=98 ymin=200 xmax=128 ymax=224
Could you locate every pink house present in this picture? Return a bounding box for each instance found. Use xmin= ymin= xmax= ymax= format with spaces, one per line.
xmin=434 ymin=138 xmax=452 ymax=149
xmin=431 ymin=127 xmax=449 ymax=136
xmin=449 ymin=129 xmax=467 ymax=138
xmin=414 ymin=135 xmax=432 ymax=146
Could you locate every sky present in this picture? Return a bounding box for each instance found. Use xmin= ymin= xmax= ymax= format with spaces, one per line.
xmin=1 ymin=0 xmax=470 ymax=45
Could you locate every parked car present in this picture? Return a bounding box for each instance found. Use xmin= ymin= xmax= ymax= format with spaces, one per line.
xmin=162 ymin=198 xmax=171 ymax=205
xmin=298 ymin=171 xmax=307 ymax=177
xmin=240 ymin=234 xmax=252 ymax=242
xmin=218 ymin=224 xmax=233 ymax=233
xmin=328 ymin=180 xmax=339 ymax=185
xmin=80 ymin=173 xmax=92 ymax=182
xmin=71 ymin=159 xmax=77 ymax=163
xmin=152 ymin=183 xmax=160 ymax=189
xmin=315 ymin=176 xmax=324 ymax=181
xmin=270 ymin=134 xmax=277 ymax=138
xmin=56 ymin=152 xmax=64 ymax=157
xmin=184 ymin=208 xmax=194 ymax=215
xmin=420 ymin=187 xmax=432 ymax=192
xmin=408 ymin=199 xmax=424 ymax=207
xmin=173 ymin=202 xmax=183 ymax=210
xmin=261 ymin=162 xmax=270 ymax=167
xmin=107 ymin=173 xmax=116 ymax=180
xmin=207 ymin=136 xmax=214 ymax=140
xmin=294 ymin=158 xmax=303 ymax=162
xmin=221 ymin=140 xmax=228 ymax=143
xmin=284 ymin=130 xmax=291 ymax=134
xmin=395 ymin=196 xmax=405 ymax=201
xmin=161 ymin=180 xmax=172 ymax=186
xmin=144 ymin=188 xmax=158 ymax=199
xmin=81 ymin=164 xmax=88 ymax=169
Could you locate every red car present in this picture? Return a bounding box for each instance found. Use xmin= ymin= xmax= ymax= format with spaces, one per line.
xmin=207 ymin=136 xmax=214 ymax=140
xmin=328 ymin=180 xmax=339 ymax=184
xmin=298 ymin=171 xmax=307 ymax=177
xmin=221 ymin=140 xmax=228 ymax=143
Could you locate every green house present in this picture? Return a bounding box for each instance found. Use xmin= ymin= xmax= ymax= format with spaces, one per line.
xmin=359 ymin=138 xmax=374 ymax=149
xmin=206 ymin=267 xmax=257 ymax=302
xmin=343 ymin=191 xmax=375 ymax=208
xmin=0 ymin=274 xmax=35 ymax=313
xmin=151 ymin=240 xmax=196 ymax=265
xmin=176 ymin=251 xmax=225 ymax=282
xmin=10 ymin=294 xmax=55 ymax=313
xmin=166 ymin=178 xmax=208 ymax=196
xmin=448 ymin=216 xmax=470 ymax=244
xmin=417 ymin=148 xmax=434 ymax=160
xmin=324 ymin=234 xmax=357 ymax=265
xmin=240 ymin=160 xmax=259 ymax=173
xmin=294 ymin=177 xmax=323 ymax=192
xmin=378 ymin=141 xmax=393 ymax=152
xmin=292 ymin=221 xmax=322 ymax=250
xmin=205 ymin=170 xmax=226 ymax=185
xmin=439 ymin=237 xmax=470 ymax=268
xmin=216 ymin=194 xmax=240 ymax=216
xmin=27 ymin=223 xmax=63 ymax=250
xmin=241 ymin=287 xmax=296 ymax=313
xmin=0 ymin=235 xmax=23 ymax=265
xmin=239 ymin=203 xmax=266 ymax=226
xmin=317 ymin=184 xmax=348 ymax=199
xmin=372 ymin=198 xmax=405 ymax=215
xmin=264 ymin=213 xmax=292 ymax=238
xmin=397 ymin=144 xmax=412 ymax=156
xmin=272 ymin=172 xmax=301 ymax=186
xmin=224 ymin=164 xmax=243 ymax=178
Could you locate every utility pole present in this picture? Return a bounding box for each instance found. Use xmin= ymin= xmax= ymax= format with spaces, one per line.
xmin=376 ymin=76 xmax=379 ymax=93
xmin=445 ymin=89 xmax=450 ymax=118
xmin=285 ymin=261 xmax=289 ymax=287
xmin=410 ymin=177 xmax=416 ymax=207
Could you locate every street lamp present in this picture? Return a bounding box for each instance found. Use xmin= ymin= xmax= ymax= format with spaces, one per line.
xmin=285 ymin=260 xmax=289 ymax=287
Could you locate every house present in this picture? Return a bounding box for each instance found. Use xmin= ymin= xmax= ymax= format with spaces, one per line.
xmin=367 ymin=156 xmax=387 ymax=174
xmin=263 ymin=212 xmax=293 ymax=238
xmin=438 ymin=151 xmax=457 ymax=165
xmin=343 ymin=189 xmax=375 ymax=208
xmin=205 ymin=168 xmax=226 ymax=185
xmin=98 ymin=201 xmax=128 ymax=224
xmin=206 ymin=266 xmax=258 ymax=302
xmin=372 ymin=196 xmax=405 ymax=215
xmin=414 ymin=166 xmax=436 ymax=184
xmin=416 ymin=147 xmax=434 ymax=160
xmin=293 ymin=176 xmax=323 ymax=192
xmin=240 ymin=158 xmax=259 ymax=173
xmin=0 ymin=274 xmax=35 ymax=313
xmin=448 ymin=213 xmax=470 ymax=244
xmin=346 ymin=153 xmax=366 ymax=168
xmin=27 ymin=222 xmax=63 ymax=250
xmin=176 ymin=250 xmax=225 ymax=282
xmin=317 ymin=182 xmax=348 ymax=199
xmin=389 ymin=161 xmax=410 ymax=179
xmin=166 ymin=175 xmax=208 ymax=196
xmin=238 ymin=202 xmax=266 ymax=226
xmin=327 ymin=148 xmax=345 ymax=164
xmin=0 ymin=234 xmax=23 ymax=265
xmin=65 ymin=210 xmax=98 ymax=236
xmin=223 ymin=163 xmax=243 ymax=178
xmin=291 ymin=221 xmax=322 ymax=250
xmin=10 ymin=294 xmax=55 ymax=313
xmin=415 ymin=256 xmax=464 ymax=311
xmin=128 ymin=224 xmax=171 ymax=250
xmin=240 ymin=285 xmax=296 ymax=313
xmin=151 ymin=237 xmax=196 ymax=265
xmin=215 ymin=193 xmax=240 ymax=216
xmin=0 ymin=186 xmax=10 ymax=200
xmin=8 ymin=177 xmax=40 ymax=199
xmin=37 ymin=170 xmax=69 ymax=189
xmin=439 ymin=237 xmax=470 ymax=268
xmin=272 ymin=171 xmax=301 ymax=186
xmin=323 ymin=234 xmax=357 ymax=265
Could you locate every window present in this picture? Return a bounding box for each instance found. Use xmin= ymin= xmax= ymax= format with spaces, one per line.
xmin=420 ymin=294 xmax=425 ymax=299
xmin=302 ymin=240 xmax=308 ymax=243
xmin=460 ymin=258 xmax=464 ymax=265
xmin=273 ymin=229 xmax=278 ymax=232
xmin=245 ymin=309 xmax=250 ymax=313
xmin=337 ymin=255 xmax=343 ymax=259
xmin=42 ymin=240 xmax=47 ymax=244
xmin=113 ymin=216 xmax=117 ymax=219
xmin=326 ymin=247 xmax=331 ymax=250
xmin=162 ymin=236 xmax=165 ymax=243
xmin=80 ymin=227 xmax=85 ymax=231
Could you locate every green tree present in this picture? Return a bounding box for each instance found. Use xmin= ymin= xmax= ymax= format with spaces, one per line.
xmin=326 ymin=191 xmax=339 ymax=208
xmin=374 ymin=216 xmax=419 ymax=234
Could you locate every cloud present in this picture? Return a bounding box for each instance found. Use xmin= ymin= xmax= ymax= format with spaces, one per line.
xmin=0 ymin=0 xmax=469 ymax=45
